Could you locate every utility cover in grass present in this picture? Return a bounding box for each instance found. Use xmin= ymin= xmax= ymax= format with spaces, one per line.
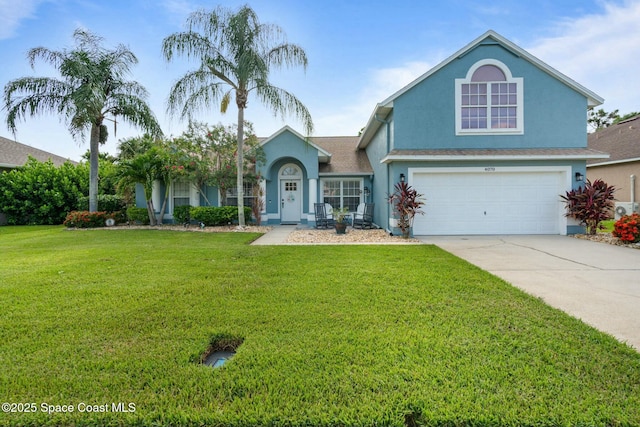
xmin=204 ymin=350 xmax=236 ymax=368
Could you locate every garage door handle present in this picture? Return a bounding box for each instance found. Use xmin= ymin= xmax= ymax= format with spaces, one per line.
xmin=484 ymin=211 xmax=486 ymax=215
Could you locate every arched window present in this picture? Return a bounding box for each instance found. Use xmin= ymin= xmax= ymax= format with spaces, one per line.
xmin=279 ymin=164 xmax=301 ymax=178
xmin=455 ymin=59 xmax=523 ymax=135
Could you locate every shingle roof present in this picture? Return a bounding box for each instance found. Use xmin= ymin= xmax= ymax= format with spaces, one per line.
xmin=587 ymin=116 xmax=640 ymax=166
xmin=311 ymin=136 xmax=373 ymax=175
xmin=383 ymin=148 xmax=608 ymax=163
xmin=0 ymin=136 xmax=76 ymax=168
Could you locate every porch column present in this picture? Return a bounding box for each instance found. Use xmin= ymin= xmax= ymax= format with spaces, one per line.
xmin=260 ymin=180 xmax=267 ymax=223
xmin=152 ymin=180 xmax=162 ymax=215
xmin=309 ymin=178 xmax=318 ymax=211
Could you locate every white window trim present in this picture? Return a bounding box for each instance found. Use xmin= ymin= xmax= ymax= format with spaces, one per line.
xmin=455 ymin=59 xmax=524 ymax=136
xmin=319 ymin=178 xmax=365 ymax=210
xmin=169 ymin=180 xmax=199 ymax=217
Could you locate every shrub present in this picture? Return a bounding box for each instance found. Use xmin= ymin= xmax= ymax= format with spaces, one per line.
xmin=63 ymin=211 xmax=110 ymax=228
xmin=0 ymin=157 xmax=88 ymax=225
xmin=173 ymin=205 xmax=192 ymax=225
xmin=126 ymin=206 xmax=150 ymax=225
xmin=251 ymin=185 xmax=265 ymax=226
xmin=77 ymin=194 xmax=126 ymax=213
xmin=612 ymin=213 xmax=640 ymax=243
xmin=388 ymin=181 xmax=425 ymax=238
xmin=561 ymin=179 xmax=616 ymax=235
xmin=190 ymin=206 xmax=252 ymax=226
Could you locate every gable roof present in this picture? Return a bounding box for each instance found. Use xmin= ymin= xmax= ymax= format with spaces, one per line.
xmin=259 ymin=127 xmax=372 ymax=175
xmin=587 ymin=115 xmax=640 ymax=167
xmin=0 ymin=136 xmax=76 ymax=169
xmin=260 ymin=126 xmax=332 ymax=163
xmin=358 ymin=30 xmax=604 ymax=149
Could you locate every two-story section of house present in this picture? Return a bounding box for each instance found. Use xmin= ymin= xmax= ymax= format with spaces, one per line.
xmin=142 ymin=30 xmax=607 ymax=235
xmin=356 ymin=30 xmax=607 ymax=235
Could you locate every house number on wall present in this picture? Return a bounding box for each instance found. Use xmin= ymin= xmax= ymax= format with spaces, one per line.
xmin=484 ymin=167 xmax=496 ymax=172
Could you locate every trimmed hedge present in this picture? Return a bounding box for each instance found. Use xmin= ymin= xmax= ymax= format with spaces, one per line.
xmin=190 ymin=206 xmax=252 ymax=226
xmin=173 ymin=205 xmax=192 ymax=225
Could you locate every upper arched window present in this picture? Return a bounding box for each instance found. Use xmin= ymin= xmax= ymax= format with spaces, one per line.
xmin=455 ymin=59 xmax=523 ymax=135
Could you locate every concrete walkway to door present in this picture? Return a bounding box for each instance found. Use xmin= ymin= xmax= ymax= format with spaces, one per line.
xmin=421 ymin=235 xmax=640 ymax=351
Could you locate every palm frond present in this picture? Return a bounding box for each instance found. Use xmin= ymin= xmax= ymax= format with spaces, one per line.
xmin=255 ymin=83 xmax=314 ymax=135
xmin=267 ymin=43 xmax=308 ymax=69
xmin=162 ymin=31 xmax=217 ymax=62
xmin=107 ymin=93 xmax=163 ymax=137
xmin=166 ymin=66 xmax=226 ymax=118
xmin=3 ymin=77 xmax=74 ymax=133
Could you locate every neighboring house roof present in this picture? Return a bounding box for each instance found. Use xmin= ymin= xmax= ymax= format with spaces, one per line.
xmin=313 ymin=136 xmax=372 ymax=175
xmin=383 ymin=148 xmax=609 ymax=163
xmin=587 ymin=115 xmax=640 ymax=167
xmin=358 ymin=30 xmax=604 ymax=149
xmin=0 ymin=135 xmax=76 ymax=169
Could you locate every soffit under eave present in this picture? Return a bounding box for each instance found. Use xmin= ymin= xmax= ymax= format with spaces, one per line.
xmin=357 ymin=105 xmax=393 ymax=149
xmin=380 ymin=153 xmax=610 ymax=164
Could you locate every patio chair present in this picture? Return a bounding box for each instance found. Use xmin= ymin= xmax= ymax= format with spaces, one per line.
xmin=314 ymin=203 xmax=332 ymax=229
xmin=353 ymin=203 xmax=374 ymax=229
xmin=324 ymin=203 xmax=335 ymax=226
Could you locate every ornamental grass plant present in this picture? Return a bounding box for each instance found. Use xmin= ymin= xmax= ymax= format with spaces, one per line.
xmin=1 ymin=226 xmax=639 ymax=427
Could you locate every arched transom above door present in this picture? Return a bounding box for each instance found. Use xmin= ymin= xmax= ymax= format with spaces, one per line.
xmin=280 ymin=164 xmax=301 ymax=177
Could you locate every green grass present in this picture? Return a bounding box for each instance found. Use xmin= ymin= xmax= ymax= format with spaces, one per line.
xmin=1 ymin=226 xmax=639 ymax=427
xmin=600 ymin=219 xmax=616 ymax=233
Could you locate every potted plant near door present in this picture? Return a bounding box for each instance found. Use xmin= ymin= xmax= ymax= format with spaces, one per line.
xmin=388 ymin=182 xmax=425 ymax=238
xmin=333 ymin=207 xmax=350 ymax=234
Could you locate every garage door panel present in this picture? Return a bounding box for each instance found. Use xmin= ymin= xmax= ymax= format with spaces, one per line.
xmin=413 ymin=170 xmax=564 ymax=235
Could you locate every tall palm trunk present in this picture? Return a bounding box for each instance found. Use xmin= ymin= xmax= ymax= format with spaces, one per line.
xmin=236 ymin=90 xmax=247 ymax=227
xmin=236 ymin=106 xmax=245 ymax=227
xmin=89 ymin=124 xmax=101 ymax=212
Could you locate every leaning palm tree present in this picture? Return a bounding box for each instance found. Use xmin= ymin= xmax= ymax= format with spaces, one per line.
xmin=162 ymin=5 xmax=313 ymax=226
xmin=4 ymin=28 xmax=162 ymax=212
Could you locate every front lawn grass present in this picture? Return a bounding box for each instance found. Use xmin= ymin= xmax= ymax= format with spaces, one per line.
xmin=1 ymin=226 xmax=639 ymax=427
xmin=600 ymin=219 xmax=615 ymax=233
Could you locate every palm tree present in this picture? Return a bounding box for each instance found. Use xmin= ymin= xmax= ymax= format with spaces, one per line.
xmin=4 ymin=28 xmax=162 ymax=212
xmin=116 ymin=147 xmax=165 ymax=225
xmin=162 ymin=5 xmax=313 ymax=226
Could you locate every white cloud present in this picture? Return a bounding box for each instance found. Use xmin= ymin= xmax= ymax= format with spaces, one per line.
xmin=313 ymin=61 xmax=433 ymax=136
xmin=527 ymin=0 xmax=640 ymax=114
xmin=316 ymin=0 xmax=640 ymax=136
xmin=0 ymin=0 xmax=44 ymax=40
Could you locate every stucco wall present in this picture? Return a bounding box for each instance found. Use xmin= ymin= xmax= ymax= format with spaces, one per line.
xmin=392 ymin=43 xmax=588 ymax=151
xmin=365 ymin=113 xmax=394 ymax=229
xmin=588 ymin=162 xmax=640 ymax=203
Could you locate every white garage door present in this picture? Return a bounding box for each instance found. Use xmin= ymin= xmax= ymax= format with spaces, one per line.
xmin=412 ymin=168 xmax=566 ymax=235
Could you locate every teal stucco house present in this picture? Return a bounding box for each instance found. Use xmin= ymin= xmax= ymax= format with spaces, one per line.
xmin=151 ymin=30 xmax=608 ymax=235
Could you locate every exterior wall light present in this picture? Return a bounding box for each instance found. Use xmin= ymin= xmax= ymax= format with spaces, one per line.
xmin=575 ymin=172 xmax=584 ymax=182
xmin=400 ymin=173 xmax=406 ymax=183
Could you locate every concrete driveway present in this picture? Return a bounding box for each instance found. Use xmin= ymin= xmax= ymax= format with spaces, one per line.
xmin=421 ymin=235 xmax=640 ymax=351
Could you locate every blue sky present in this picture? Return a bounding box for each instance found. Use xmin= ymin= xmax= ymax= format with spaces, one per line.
xmin=1 ymin=0 xmax=639 ymax=161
